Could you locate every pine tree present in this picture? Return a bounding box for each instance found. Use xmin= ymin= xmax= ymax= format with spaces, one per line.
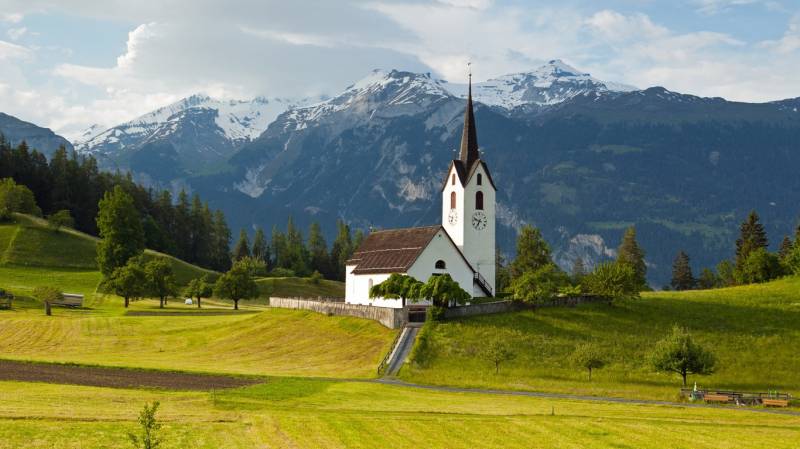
xmin=271 ymin=225 xmax=287 ymax=270
xmin=330 ymin=220 xmax=352 ymax=281
xmin=735 ymin=210 xmax=768 ymax=271
xmin=509 ymin=225 xmax=552 ymax=279
xmin=779 ymin=235 xmax=793 ymax=260
xmin=96 ymin=186 xmax=145 ymax=276
xmin=211 ymin=210 xmax=231 ymax=271
xmin=307 ymin=222 xmax=330 ymax=277
xmin=173 ymin=190 xmax=192 ymax=261
xmin=251 ymin=227 xmax=269 ymax=263
xmin=232 ymin=229 xmax=251 ymax=261
xmin=670 ymin=250 xmax=695 ymax=291
xmin=285 ymin=216 xmax=309 ymax=276
xmin=697 ymin=268 xmax=718 ymax=290
xmin=617 ymin=226 xmax=647 ymax=289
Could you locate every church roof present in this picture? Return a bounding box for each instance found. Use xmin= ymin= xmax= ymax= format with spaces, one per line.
xmin=347 ymin=226 xmax=441 ymax=275
xmin=459 ymin=75 xmax=480 ymax=170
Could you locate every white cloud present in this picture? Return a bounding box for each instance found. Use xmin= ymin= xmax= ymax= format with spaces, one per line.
xmin=0 ymin=39 xmax=30 ymax=59
xmin=761 ymin=14 xmax=800 ymax=54
xmin=1 ymin=12 xmax=24 ymax=23
xmin=584 ymin=10 xmax=668 ymax=42
xmin=6 ymin=27 xmax=27 ymax=40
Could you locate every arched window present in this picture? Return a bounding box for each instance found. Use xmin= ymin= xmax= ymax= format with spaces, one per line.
xmin=368 ymin=278 xmax=373 ymax=292
xmin=477 ymin=173 xmax=482 ymax=185
xmin=451 ymin=173 xmax=455 ymax=185
xmin=435 ymin=260 xmax=446 ymax=269
xmin=450 ymin=191 xmax=456 ymax=209
xmin=476 ymin=191 xmax=484 ymax=210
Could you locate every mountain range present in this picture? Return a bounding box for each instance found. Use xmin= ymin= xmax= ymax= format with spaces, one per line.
xmin=3 ymin=60 xmax=800 ymax=286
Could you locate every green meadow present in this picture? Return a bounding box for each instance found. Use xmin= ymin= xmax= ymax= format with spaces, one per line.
xmin=402 ymin=276 xmax=800 ymax=401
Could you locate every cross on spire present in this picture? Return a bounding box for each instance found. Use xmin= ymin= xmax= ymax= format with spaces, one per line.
xmin=459 ymin=61 xmax=479 ymax=169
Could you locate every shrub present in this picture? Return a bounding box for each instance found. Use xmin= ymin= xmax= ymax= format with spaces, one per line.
xmin=736 ymin=248 xmax=782 ymax=284
xmin=482 ymin=338 xmax=516 ymax=374
xmin=310 ymin=270 xmax=323 ymax=285
xmin=128 ymin=401 xmax=162 ymax=449
xmin=268 ymin=267 xmax=296 ymax=278
xmin=0 ymin=178 xmax=41 ymax=218
xmin=47 ymin=209 xmax=74 ymax=232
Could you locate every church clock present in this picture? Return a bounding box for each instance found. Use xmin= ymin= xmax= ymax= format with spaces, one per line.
xmin=448 ymin=209 xmax=458 ymax=225
xmin=471 ymin=211 xmax=487 ymax=230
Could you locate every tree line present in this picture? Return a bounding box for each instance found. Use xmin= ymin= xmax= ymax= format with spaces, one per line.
xmin=0 ymin=138 xmax=234 ymax=272
xmin=669 ymin=210 xmax=800 ymax=291
xmin=229 ymin=218 xmax=364 ymax=281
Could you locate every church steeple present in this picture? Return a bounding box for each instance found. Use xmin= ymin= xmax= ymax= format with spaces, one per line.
xmin=459 ymin=70 xmax=480 ymax=169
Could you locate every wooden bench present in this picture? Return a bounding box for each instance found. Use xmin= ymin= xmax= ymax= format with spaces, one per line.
xmin=762 ymin=399 xmax=789 ymax=408
xmin=704 ymin=394 xmax=730 ymax=404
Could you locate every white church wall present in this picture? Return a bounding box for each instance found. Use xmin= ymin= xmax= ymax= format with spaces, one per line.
xmin=460 ymin=164 xmax=496 ymax=295
xmin=442 ymin=166 xmax=466 ymax=251
xmin=345 ymin=270 xmax=401 ymax=308
xmin=407 ymin=229 xmax=476 ymax=300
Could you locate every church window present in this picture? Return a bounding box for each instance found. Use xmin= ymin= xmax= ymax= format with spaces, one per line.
xmin=476 ymin=191 xmax=484 ymax=210
xmin=451 ymin=174 xmax=455 ymax=185
xmin=435 ymin=260 xmax=446 ymax=269
xmin=477 ymin=173 xmax=482 ymax=185
xmin=450 ymin=191 xmax=456 ymax=209
xmin=368 ymin=278 xmax=373 ymax=291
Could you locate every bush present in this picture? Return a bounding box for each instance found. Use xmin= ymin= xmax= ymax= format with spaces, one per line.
xmin=310 ymin=270 xmax=323 ymax=285
xmin=426 ymin=305 xmax=445 ymax=322
xmin=268 ymin=267 xmax=296 ymax=278
xmin=581 ymin=261 xmax=640 ymax=300
xmin=784 ymin=244 xmax=800 ymax=276
xmin=47 ymin=209 xmax=75 ymax=232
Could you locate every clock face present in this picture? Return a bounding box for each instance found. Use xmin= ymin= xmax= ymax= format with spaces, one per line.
xmin=472 ymin=211 xmax=488 ymax=230
xmin=448 ymin=209 xmax=458 ymax=225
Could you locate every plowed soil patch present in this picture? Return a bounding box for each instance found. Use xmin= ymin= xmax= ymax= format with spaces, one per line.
xmin=0 ymin=359 xmax=262 ymax=390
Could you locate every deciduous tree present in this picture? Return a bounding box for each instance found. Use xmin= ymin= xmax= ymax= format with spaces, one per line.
xmin=214 ymin=263 xmax=259 ymax=310
xmin=650 ymin=325 xmax=715 ymax=386
xmin=183 ymin=276 xmax=213 ymax=308
xmin=571 ymin=342 xmax=606 ymax=381
xmin=47 ymin=209 xmax=74 ymax=232
xmin=482 ymin=338 xmax=516 ymax=374
xmin=107 ymin=259 xmax=146 ymax=308
xmin=144 ymin=258 xmax=177 ymax=308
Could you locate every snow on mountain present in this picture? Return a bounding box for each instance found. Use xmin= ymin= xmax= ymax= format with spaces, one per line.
xmin=445 ymin=60 xmax=638 ymax=109
xmin=281 ymin=69 xmax=453 ymax=132
xmin=75 ymin=94 xmax=310 ymax=155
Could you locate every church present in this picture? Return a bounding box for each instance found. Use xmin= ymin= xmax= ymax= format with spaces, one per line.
xmin=345 ymin=79 xmax=496 ymax=308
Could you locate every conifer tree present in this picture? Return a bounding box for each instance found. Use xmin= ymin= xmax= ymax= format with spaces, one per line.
xmin=735 ymin=210 xmax=768 ymax=271
xmin=96 ymin=186 xmax=145 ymax=276
xmin=174 ymin=190 xmax=192 ymax=261
xmin=670 ymin=250 xmax=695 ymax=291
xmin=509 ymin=225 xmax=552 ymax=279
xmin=571 ymin=257 xmax=586 ymax=281
xmin=251 ymin=227 xmax=269 ymax=263
xmin=307 ymin=222 xmax=330 ymax=277
xmin=271 ymin=225 xmax=287 ymax=270
xmin=779 ymin=235 xmax=793 ymax=260
xmin=330 ymin=220 xmax=353 ymax=281
xmin=232 ymin=229 xmax=251 ymax=261
xmin=211 ymin=210 xmax=232 ymax=271
xmin=617 ymin=226 xmax=647 ymax=289
xmin=697 ymin=268 xmax=718 ymax=290
xmin=285 ymin=216 xmax=309 ymax=275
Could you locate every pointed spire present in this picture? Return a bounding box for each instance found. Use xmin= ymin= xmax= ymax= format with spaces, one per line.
xmin=459 ymin=66 xmax=480 ymax=169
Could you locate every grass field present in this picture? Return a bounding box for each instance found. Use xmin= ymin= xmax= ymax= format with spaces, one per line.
xmin=0 ymin=305 xmax=393 ymax=378
xmin=0 ymin=377 xmax=797 ymax=449
xmin=402 ymin=276 xmax=800 ymax=401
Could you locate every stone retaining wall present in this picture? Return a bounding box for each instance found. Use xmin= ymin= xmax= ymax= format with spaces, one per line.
xmin=444 ymin=295 xmax=610 ymax=319
xmin=269 ymin=297 xmax=407 ymax=329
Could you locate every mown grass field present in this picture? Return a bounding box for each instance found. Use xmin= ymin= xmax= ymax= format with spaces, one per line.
xmin=0 ymin=377 xmax=798 ymax=449
xmin=402 ymin=276 xmax=800 ymax=401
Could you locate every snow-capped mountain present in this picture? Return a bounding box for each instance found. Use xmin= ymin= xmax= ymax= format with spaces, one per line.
xmin=445 ymin=60 xmax=637 ymax=109
xmin=74 ymin=94 xmax=318 ymax=184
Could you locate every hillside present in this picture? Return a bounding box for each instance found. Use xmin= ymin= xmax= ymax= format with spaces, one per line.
xmin=0 ymin=112 xmax=73 ymax=157
xmin=401 ymin=276 xmax=800 ymax=401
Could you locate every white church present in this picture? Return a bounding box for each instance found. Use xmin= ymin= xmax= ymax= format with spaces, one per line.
xmin=345 ymin=79 xmax=496 ymax=308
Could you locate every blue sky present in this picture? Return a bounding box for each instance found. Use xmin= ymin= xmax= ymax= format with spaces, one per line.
xmin=1 ymin=0 xmax=799 ymax=137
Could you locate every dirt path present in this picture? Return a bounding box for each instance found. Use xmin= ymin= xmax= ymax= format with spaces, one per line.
xmin=0 ymin=359 xmax=262 ymax=390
